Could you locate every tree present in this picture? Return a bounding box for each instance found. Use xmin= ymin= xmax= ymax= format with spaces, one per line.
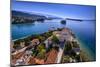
xmin=72 ymin=41 xmax=79 ymax=48
xmin=36 ymin=49 xmax=46 ymax=59
xmin=37 ymin=43 xmax=45 ymax=52
xmin=62 ymin=55 xmax=70 ymax=63
xmin=52 ymin=35 xmax=59 ymax=44
xmin=60 ymin=20 xmax=66 ymax=25
xmin=64 ymin=41 xmax=72 ymax=52
xmin=36 ymin=44 xmax=46 ymax=59
xmin=32 ymin=49 xmax=38 ymax=57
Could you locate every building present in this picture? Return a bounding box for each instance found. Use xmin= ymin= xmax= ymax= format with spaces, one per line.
xmin=31 ymin=39 xmax=40 ymax=46
xmin=20 ymin=41 xmax=25 ymax=48
xmin=45 ymin=49 xmax=58 ymax=64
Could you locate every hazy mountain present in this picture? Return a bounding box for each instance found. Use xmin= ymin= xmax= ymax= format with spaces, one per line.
xmin=12 ymin=10 xmax=62 ymax=24
xmin=12 ymin=10 xmax=47 ymax=20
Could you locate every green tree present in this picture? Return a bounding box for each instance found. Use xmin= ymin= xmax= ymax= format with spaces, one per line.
xmin=37 ymin=43 xmax=45 ymax=52
xmin=36 ymin=44 xmax=46 ymax=59
xmin=52 ymin=35 xmax=59 ymax=44
xmin=64 ymin=41 xmax=72 ymax=51
xmin=62 ymin=55 xmax=70 ymax=63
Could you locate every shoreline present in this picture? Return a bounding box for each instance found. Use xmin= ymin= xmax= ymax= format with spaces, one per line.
xmin=12 ymin=28 xmax=95 ymax=61
xmin=12 ymin=27 xmax=59 ymax=41
xmin=12 ymin=35 xmax=33 ymax=42
xmin=76 ymin=36 xmax=95 ymax=61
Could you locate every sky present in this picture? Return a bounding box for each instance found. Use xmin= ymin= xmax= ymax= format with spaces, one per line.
xmin=11 ymin=0 xmax=96 ymax=19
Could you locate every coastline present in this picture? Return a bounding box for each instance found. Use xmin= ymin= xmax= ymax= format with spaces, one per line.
xmin=12 ymin=34 xmax=32 ymax=42
xmin=12 ymin=28 xmax=95 ymax=61
xmin=76 ymin=36 xmax=95 ymax=61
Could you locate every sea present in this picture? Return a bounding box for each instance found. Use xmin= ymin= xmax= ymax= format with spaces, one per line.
xmin=11 ymin=19 xmax=96 ymax=61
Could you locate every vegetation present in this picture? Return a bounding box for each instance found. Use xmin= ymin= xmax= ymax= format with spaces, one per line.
xmin=13 ymin=30 xmax=53 ymax=50
xmin=36 ymin=18 xmax=45 ymax=22
xmin=36 ymin=43 xmax=46 ymax=59
xmin=52 ymin=35 xmax=60 ymax=44
xmin=12 ymin=16 xmax=35 ymax=24
xmin=80 ymin=51 xmax=90 ymax=62
xmin=62 ymin=55 xmax=70 ymax=63
xmin=75 ymin=54 xmax=81 ymax=62
xmin=12 ymin=10 xmax=47 ymax=24
xmin=12 ymin=27 xmax=91 ymax=65
xmin=64 ymin=41 xmax=72 ymax=52
xmin=32 ymin=49 xmax=38 ymax=57
xmin=13 ymin=39 xmax=22 ymax=49
xmin=60 ymin=20 xmax=66 ymax=25
xmin=72 ymin=41 xmax=80 ymax=48
xmin=37 ymin=43 xmax=46 ymax=52
xmin=36 ymin=49 xmax=46 ymax=59
xmin=70 ymin=50 xmax=76 ymax=57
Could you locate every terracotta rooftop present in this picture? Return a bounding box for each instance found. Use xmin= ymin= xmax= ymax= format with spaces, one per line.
xmin=11 ymin=51 xmax=25 ymax=64
xmin=28 ymin=56 xmax=45 ymax=65
xmin=35 ymin=58 xmax=45 ymax=64
xmin=45 ymin=49 xmax=58 ymax=64
xmin=28 ymin=56 xmax=35 ymax=65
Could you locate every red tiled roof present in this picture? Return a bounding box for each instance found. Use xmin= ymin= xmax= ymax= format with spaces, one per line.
xmin=28 ymin=56 xmax=35 ymax=64
xmin=11 ymin=51 xmax=25 ymax=64
xmin=45 ymin=49 xmax=58 ymax=64
xmin=28 ymin=56 xmax=45 ymax=65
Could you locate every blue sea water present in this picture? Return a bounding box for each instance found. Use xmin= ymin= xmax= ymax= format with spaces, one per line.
xmin=11 ymin=20 xmax=96 ymax=60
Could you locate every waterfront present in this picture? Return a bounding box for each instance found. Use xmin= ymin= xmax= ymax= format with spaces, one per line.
xmin=11 ymin=20 xmax=96 ymax=61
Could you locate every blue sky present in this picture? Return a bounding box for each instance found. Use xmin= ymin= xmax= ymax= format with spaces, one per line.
xmin=12 ymin=0 xmax=96 ymax=19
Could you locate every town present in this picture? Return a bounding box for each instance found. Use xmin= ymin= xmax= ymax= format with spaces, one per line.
xmin=11 ymin=28 xmax=89 ymax=66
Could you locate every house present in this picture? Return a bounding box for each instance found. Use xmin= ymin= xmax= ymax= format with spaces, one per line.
xmin=28 ymin=56 xmax=45 ymax=65
xmin=20 ymin=41 xmax=25 ymax=48
xmin=31 ymin=39 xmax=40 ymax=46
xmin=28 ymin=56 xmax=35 ymax=64
xmin=45 ymin=49 xmax=58 ymax=64
xmin=48 ymin=37 xmax=52 ymax=45
xmin=12 ymin=50 xmax=33 ymax=66
xmin=15 ymin=57 xmax=25 ymax=65
xmin=34 ymin=58 xmax=45 ymax=64
xmin=11 ymin=42 xmax=15 ymax=53
xmin=11 ymin=51 xmax=25 ymax=65
xmin=53 ymin=31 xmax=61 ymax=37
xmin=25 ymin=50 xmax=33 ymax=55
xmin=12 ymin=47 xmax=27 ymax=55
xmin=61 ymin=28 xmax=74 ymax=41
